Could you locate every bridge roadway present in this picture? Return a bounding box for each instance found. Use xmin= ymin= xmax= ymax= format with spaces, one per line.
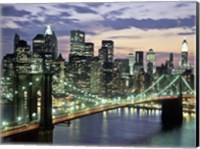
xmin=0 ymin=94 xmax=195 ymax=138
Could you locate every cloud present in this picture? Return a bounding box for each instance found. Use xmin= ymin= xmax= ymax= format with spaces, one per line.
xmin=175 ymin=3 xmax=190 ymax=8
xmin=108 ymin=35 xmax=141 ymax=39
xmin=177 ymin=32 xmax=195 ymax=36
xmin=100 ymin=15 xmax=195 ymax=30
xmin=85 ymin=3 xmax=104 ymax=8
xmin=2 ymin=6 xmax=31 ymax=17
xmin=13 ymin=20 xmax=32 ymax=27
xmin=53 ymin=3 xmax=97 ymax=14
xmin=72 ymin=6 xmax=97 ymax=14
xmin=0 ymin=2 xmax=196 ymax=68
xmin=60 ymin=12 xmax=71 ymax=17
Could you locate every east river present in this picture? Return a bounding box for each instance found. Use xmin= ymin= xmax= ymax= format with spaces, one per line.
xmin=1 ymin=105 xmax=196 ymax=147
xmin=53 ymin=107 xmax=195 ymax=147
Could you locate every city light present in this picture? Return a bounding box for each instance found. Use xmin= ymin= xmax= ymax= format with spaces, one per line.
xmin=2 ymin=121 xmax=8 ymax=127
xmin=32 ymin=113 xmax=37 ymax=117
xmin=17 ymin=117 xmax=22 ymax=122
xmin=52 ymin=109 xmax=56 ymax=114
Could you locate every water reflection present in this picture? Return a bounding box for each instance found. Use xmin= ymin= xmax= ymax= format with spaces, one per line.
xmin=2 ymin=107 xmax=196 ymax=147
xmin=52 ymin=107 xmax=195 ymax=146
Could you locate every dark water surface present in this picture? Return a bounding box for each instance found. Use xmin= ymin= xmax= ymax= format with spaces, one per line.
xmin=53 ymin=107 xmax=196 ymax=147
xmin=1 ymin=105 xmax=196 ymax=147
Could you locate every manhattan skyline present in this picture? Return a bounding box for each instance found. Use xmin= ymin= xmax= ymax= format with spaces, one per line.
xmin=1 ymin=2 xmax=196 ymax=67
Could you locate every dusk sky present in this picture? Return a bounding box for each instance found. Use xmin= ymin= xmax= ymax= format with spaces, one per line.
xmin=1 ymin=2 xmax=197 ymax=68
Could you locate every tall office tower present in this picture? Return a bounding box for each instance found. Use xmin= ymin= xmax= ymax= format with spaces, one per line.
xmin=32 ymin=34 xmax=45 ymax=54
xmin=146 ymin=49 xmax=156 ymax=74
xmin=85 ymin=42 xmax=94 ymax=58
xmin=165 ymin=52 xmax=175 ymax=74
xmin=128 ymin=53 xmax=135 ymax=75
xmin=15 ymin=38 xmax=31 ymax=73
xmin=3 ymin=34 xmax=31 ymax=74
xmin=69 ymin=30 xmax=85 ymax=63
xmin=179 ymin=39 xmax=190 ymax=71
xmin=134 ymin=51 xmax=144 ymax=75
xmin=90 ymin=59 xmax=103 ymax=94
xmin=99 ymin=40 xmax=114 ymax=63
xmin=135 ymin=51 xmax=143 ymax=65
xmin=14 ymin=33 xmax=20 ymax=52
xmin=98 ymin=40 xmax=114 ymax=97
xmin=40 ymin=25 xmax=58 ymax=71
xmin=114 ymin=58 xmax=130 ymax=91
xmin=44 ymin=25 xmax=58 ymax=60
xmin=102 ymin=62 xmax=113 ymax=97
xmin=169 ymin=52 xmax=173 ymax=63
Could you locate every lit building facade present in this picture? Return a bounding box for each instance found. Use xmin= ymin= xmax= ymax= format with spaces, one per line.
xmin=114 ymin=59 xmax=130 ymax=92
xmin=146 ymin=49 xmax=156 ymax=74
xmin=128 ymin=53 xmax=135 ymax=76
xmin=99 ymin=40 xmax=114 ymax=63
xmin=69 ymin=30 xmax=85 ymax=63
xmin=179 ymin=39 xmax=190 ymax=71
xmin=85 ymin=42 xmax=94 ymax=58
xmin=44 ymin=25 xmax=58 ymax=59
xmin=98 ymin=40 xmax=114 ymax=97
xmin=32 ymin=34 xmax=45 ymax=54
xmin=90 ymin=58 xmax=103 ymax=94
xmin=134 ymin=51 xmax=144 ymax=75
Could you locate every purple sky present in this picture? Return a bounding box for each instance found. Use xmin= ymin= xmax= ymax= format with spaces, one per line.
xmin=1 ymin=2 xmax=197 ymax=68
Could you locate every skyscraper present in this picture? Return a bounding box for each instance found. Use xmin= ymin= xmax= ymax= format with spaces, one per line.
xmin=14 ymin=33 xmax=20 ymax=52
xmin=128 ymin=53 xmax=135 ymax=75
xmin=169 ymin=52 xmax=173 ymax=63
xmin=15 ymin=38 xmax=31 ymax=73
xmin=134 ymin=51 xmax=144 ymax=75
xmin=32 ymin=34 xmax=45 ymax=54
xmin=146 ymin=49 xmax=156 ymax=74
xmin=98 ymin=40 xmax=114 ymax=97
xmin=69 ymin=30 xmax=85 ymax=63
xmin=99 ymin=40 xmax=114 ymax=63
xmin=44 ymin=25 xmax=58 ymax=60
xmin=90 ymin=59 xmax=103 ymax=94
xmin=135 ymin=51 xmax=143 ymax=65
xmin=85 ymin=42 xmax=94 ymax=58
xmin=166 ymin=52 xmax=175 ymax=74
xmin=179 ymin=39 xmax=190 ymax=71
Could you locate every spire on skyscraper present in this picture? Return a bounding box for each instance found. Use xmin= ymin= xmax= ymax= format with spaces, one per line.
xmin=45 ymin=25 xmax=53 ymax=35
xmin=181 ymin=38 xmax=188 ymax=52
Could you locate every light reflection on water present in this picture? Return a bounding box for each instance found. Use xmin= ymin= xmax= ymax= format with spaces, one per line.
xmin=53 ymin=107 xmax=196 ymax=147
xmin=1 ymin=103 xmax=195 ymax=147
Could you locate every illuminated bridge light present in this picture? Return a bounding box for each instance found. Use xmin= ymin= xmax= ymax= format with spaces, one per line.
xmin=52 ymin=109 xmax=56 ymax=114
xmin=2 ymin=121 xmax=8 ymax=127
xmin=22 ymin=86 xmax=26 ymax=90
xmin=29 ymin=82 xmax=33 ymax=86
xmin=17 ymin=117 xmax=22 ymax=122
xmin=36 ymin=78 xmax=40 ymax=81
xmin=32 ymin=113 xmax=37 ymax=117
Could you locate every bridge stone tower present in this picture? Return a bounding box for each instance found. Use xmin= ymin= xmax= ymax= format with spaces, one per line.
xmin=161 ymin=75 xmax=183 ymax=128
xmin=38 ymin=72 xmax=54 ymax=142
